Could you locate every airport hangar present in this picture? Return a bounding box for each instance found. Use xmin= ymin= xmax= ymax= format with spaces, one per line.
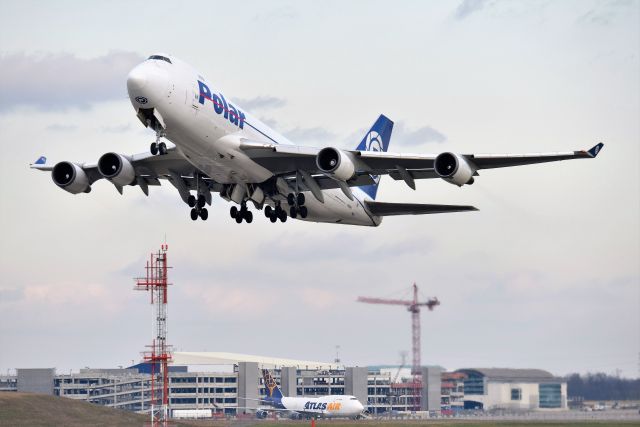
xmin=1 ymin=353 xmax=567 ymax=416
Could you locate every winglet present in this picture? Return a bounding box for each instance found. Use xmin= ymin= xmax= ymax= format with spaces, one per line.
xmin=587 ymin=142 xmax=604 ymax=158
xmin=30 ymin=155 xmax=53 ymax=171
xmin=34 ymin=156 xmax=47 ymax=165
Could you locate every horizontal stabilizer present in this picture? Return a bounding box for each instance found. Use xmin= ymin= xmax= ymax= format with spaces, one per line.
xmin=365 ymin=200 xmax=478 ymax=216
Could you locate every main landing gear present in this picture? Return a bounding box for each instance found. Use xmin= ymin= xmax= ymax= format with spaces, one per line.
xmin=188 ymin=194 xmax=208 ymax=221
xmin=230 ymin=203 xmax=253 ymax=224
xmin=287 ymin=192 xmax=308 ymax=219
xmin=264 ymin=204 xmax=287 ymax=223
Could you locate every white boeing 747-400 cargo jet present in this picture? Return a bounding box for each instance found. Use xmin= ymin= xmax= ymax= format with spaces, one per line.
xmin=31 ymin=53 xmax=603 ymax=226
xmin=242 ymin=369 xmax=366 ymax=420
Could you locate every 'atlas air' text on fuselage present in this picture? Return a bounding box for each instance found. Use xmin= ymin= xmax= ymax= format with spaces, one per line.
xmin=303 ymin=402 xmax=342 ymax=411
xmin=198 ymin=80 xmax=246 ymax=129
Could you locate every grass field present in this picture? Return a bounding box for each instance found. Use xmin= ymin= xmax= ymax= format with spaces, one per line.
xmin=0 ymin=392 xmax=190 ymax=427
xmin=1 ymin=393 xmax=638 ymax=427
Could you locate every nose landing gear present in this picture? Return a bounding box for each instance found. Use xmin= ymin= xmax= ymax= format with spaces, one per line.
xmin=150 ymin=128 xmax=167 ymax=156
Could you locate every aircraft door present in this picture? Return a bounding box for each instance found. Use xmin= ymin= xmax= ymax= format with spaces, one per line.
xmin=191 ymin=82 xmax=201 ymax=116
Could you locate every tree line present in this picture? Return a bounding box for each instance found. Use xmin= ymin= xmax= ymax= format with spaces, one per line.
xmin=566 ymin=372 xmax=640 ymax=400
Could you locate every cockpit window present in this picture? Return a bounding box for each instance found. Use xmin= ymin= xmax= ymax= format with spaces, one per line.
xmin=148 ymin=55 xmax=172 ymax=64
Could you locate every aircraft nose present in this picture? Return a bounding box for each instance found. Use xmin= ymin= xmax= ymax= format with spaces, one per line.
xmin=127 ymin=63 xmax=168 ymax=108
xmin=127 ymin=65 xmax=148 ymax=92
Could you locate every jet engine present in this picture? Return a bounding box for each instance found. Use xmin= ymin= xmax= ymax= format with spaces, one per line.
xmin=97 ymin=152 xmax=136 ymax=186
xmin=51 ymin=161 xmax=90 ymax=194
xmin=316 ymin=147 xmax=356 ymax=181
xmin=434 ymin=152 xmax=475 ymax=186
xmin=256 ymin=410 xmax=269 ymax=419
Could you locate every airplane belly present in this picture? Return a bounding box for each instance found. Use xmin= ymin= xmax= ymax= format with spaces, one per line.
xmin=163 ymin=104 xmax=272 ymax=184
xmin=297 ymin=189 xmax=379 ymax=226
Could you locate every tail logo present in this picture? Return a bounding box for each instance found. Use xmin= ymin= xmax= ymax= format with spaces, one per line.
xmin=263 ymin=370 xmax=278 ymax=397
xmin=365 ymin=131 xmax=383 ymax=152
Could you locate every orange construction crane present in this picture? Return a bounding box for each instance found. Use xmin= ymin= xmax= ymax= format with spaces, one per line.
xmin=357 ymin=283 xmax=439 ymax=411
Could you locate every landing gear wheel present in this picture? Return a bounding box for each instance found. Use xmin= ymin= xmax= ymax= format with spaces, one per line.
xmin=296 ymin=192 xmax=305 ymax=206
xmin=150 ymin=142 xmax=158 ymax=155
xmin=197 ymin=194 xmax=206 ymax=208
xmin=190 ymin=208 xmax=198 ymax=221
xmin=230 ymin=206 xmax=238 ymax=219
xmin=278 ymin=209 xmax=287 ymax=223
xmin=187 ymin=195 xmax=196 ymax=208
xmin=289 ymin=206 xmax=297 ymax=218
xmin=299 ymin=206 xmax=308 ymax=219
xmin=287 ymin=193 xmax=295 ymax=206
xmin=199 ymin=208 xmax=208 ymax=220
xmin=235 ymin=215 xmax=243 ymax=224
xmin=269 ymin=213 xmax=277 ymax=223
xmin=264 ymin=205 xmax=272 ymax=217
xmin=245 ymin=211 xmax=253 ymax=223
xmin=158 ymin=142 xmax=168 ymax=155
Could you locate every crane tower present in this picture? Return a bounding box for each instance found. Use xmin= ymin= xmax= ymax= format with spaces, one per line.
xmin=357 ymin=283 xmax=439 ymax=410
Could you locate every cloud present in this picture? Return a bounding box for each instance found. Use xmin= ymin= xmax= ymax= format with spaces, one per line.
xmin=101 ymin=124 xmax=132 ymax=133
xmin=454 ymin=0 xmax=488 ymax=20
xmin=577 ymin=0 xmax=632 ymax=26
xmin=45 ymin=124 xmax=78 ymax=132
xmin=0 ymin=51 xmax=143 ymax=112
xmin=393 ymin=122 xmax=447 ymax=146
xmin=235 ymin=96 xmax=286 ymax=110
xmin=285 ymin=126 xmax=338 ymax=143
xmin=252 ymin=5 xmax=297 ymax=23
xmin=0 ymin=287 xmax=24 ymax=303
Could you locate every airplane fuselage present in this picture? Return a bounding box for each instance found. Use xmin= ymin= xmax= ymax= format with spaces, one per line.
xmin=276 ymin=395 xmax=364 ymax=418
xmin=126 ymin=55 xmax=381 ymax=226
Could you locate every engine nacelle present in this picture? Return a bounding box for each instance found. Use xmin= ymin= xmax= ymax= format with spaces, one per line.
xmin=434 ymin=152 xmax=475 ymax=186
xmin=256 ymin=410 xmax=269 ymax=419
xmin=316 ymin=147 xmax=356 ymax=181
xmin=98 ymin=152 xmax=136 ymax=186
xmin=51 ymin=161 xmax=90 ymax=194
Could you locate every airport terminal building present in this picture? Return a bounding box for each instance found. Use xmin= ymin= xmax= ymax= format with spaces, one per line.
xmin=0 ymin=353 xmax=567 ymax=417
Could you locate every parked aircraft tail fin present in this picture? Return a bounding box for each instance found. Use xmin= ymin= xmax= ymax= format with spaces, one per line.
xmin=262 ymin=369 xmax=284 ymax=400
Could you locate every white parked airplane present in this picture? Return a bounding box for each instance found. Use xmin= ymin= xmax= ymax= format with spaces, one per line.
xmin=31 ymin=53 xmax=604 ymax=226
xmin=244 ymin=369 xmax=366 ymax=419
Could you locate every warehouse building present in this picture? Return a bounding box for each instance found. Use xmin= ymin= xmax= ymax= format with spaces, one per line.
xmin=456 ymin=368 xmax=567 ymax=411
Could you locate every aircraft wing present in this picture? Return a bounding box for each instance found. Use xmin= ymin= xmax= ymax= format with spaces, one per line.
xmin=241 ymin=141 xmax=604 ymax=187
xmin=30 ymin=148 xmax=222 ymax=203
xmin=365 ymin=201 xmax=478 ymax=216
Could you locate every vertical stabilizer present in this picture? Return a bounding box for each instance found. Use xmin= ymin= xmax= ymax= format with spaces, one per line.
xmin=355 ymin=114 xmax=393 ymax=199
xmin=262 ymin=369 xmax=284 ymax=401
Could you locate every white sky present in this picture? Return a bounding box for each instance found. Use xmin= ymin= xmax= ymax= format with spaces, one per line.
xmin=0 ymin=0 xmax=638 ymax=378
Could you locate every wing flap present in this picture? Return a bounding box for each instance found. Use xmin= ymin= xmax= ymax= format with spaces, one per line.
xmin=365 ymin=200 xmax=478 ymax=216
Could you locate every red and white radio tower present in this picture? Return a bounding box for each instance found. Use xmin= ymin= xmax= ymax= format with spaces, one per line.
xmin=134 ymin=243 xmax=173 ymax=425
xmin=357 ymin=283 xmax=439 ymax=411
